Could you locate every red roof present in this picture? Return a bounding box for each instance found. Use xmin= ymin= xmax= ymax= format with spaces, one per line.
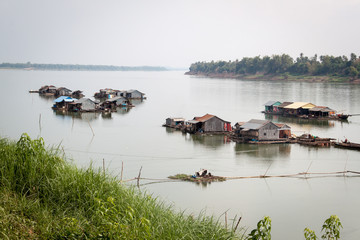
xmin=194 ymin=114 xmax=215 ymax=122
xmin=193 ymin=114 xmax=230 ymax=123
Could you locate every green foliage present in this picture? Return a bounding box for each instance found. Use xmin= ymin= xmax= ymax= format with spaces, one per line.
xmin=247 ymin=216 xmax=271 ymax=240
xmin=188 ymin=53 xmax=360 ymax=80
xmin=321 ymin=215 xmax=342 ymax=240
xmin=304 ymin=215 xmax=342 ymax=240
xmin=0 ymin=134 xmax=242 ymax=239
xmin=304 ymin=228 xmax=318 ymax=240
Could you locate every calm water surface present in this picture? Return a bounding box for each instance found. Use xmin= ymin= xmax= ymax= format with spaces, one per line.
xmin=1 ymin=70 xmax=360 ymax=239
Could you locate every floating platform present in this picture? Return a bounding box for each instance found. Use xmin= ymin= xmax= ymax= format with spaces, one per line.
xmin=168 ymin=174 xmax=226 ymax=183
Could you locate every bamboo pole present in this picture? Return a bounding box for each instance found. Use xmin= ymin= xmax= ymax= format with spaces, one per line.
xmin=103 ymin=158 xmax=105 ymax=175
xmin=137 ymin=166 xmax=143 ymax=187
xmin=88 ymin=121 xmax=95 ymax=136
xmin=225 ymin=212 xmax=228 ymax=228
xmin=39 ymin=114 xmax=42 ymax=135
xmin=120 ymin=161 xmax=124 ymax=183
xmin=119 ymin=170 xmax=360 ymax=184
xmin=234 ymin=217 xmax=242 ymax=232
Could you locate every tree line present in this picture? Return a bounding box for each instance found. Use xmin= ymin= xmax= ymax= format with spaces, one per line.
xmin=0 ymin=62 xmax=167 ymax=71
xmin=188 ymin=53 xmax=360 ymax=79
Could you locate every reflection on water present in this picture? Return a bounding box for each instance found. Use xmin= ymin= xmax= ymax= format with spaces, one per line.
xmin=187 ymin=134 xmax=231 ymax=148
xmin=131 ymin=99 xmax=145 ymax=106
xmin=264 ymin=114 xmax=337 ymax=128
xmin=235 ymin=143 xmax=291 ymax=159
xmin=114 ymin=107 xmax=132 ymax=115
xmin=101 ymin=112 xmax=112 ymax=119
xmin=53 ymin=107 xmax=134 ymax=120
xmin=38 ymin=94 xmax=55 ymax=102
xmin=165 ymin=127 xmax=230 ymax=149
xmin=3 ymin=71 xmax=360 ymax=240
xmin=53 ymin=110 xmax=100 ymax=121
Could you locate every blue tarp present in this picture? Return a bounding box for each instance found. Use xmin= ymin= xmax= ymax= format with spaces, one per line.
xmin=53 ymin=96 xmax=76 ymax=103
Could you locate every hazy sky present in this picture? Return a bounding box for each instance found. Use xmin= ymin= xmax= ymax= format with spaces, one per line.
xmin=1 ymin=0 xmax=360 ymax=68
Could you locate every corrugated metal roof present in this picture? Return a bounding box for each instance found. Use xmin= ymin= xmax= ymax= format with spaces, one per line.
xmin=235 ymin=122 xmax=245 ymax=126
xmin=193 ymin=114 xmax=230 ymax=123
xmin=240 ymin=119 xmax=270 ymax=130
xmin=278 ymin=102 xmax=293 ymax=108
xmin=309 ymin=106 xmax=335 ymax=112
xmin=105 ymin=96 xmax=124 ymax=102
xmin=187 ymin=120 xmax=200 ymax=124
xmin=168 ymin=117 xmax=185 ymax=121
xmin=264 ymin=101 xmax=281 ymax=106
xmin=53 ymin=96 xmax=75 ymax=103
xmin=284 ymin=102 xmax=315 ymax=109
xmin=194 ymin=114 xmax=215 ymax=122
xmin=128 ymin=89 xmax=144 ymax=94
xmin=275 ymin=123 xmax=291 ymax=129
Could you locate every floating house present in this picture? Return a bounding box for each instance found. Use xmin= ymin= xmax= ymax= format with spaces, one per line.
xmin=264 ymin=101 xmax=282 ymax=113
xmin=95 ymin=89 xmax=146 ymax=100
xmin=68 ymin=98 xmax=99 ymax=112
xmin=99 ymin=96 xmax=131 ymax=111
xmin=235 ymin=119 xmax=291 ymax=141
xmin=164 ymin=117 xmax=185 ymax=128
xmin=185 ymin=114 xmax=231 ymax=134
xmin=124 ymin=90 xmax=145 ymax=99
xmin=283 ymin=102 xmax=316 ymax=115
xmin=39 ymin=85 xmax=57 ymax=95
xmin=94 ymin=88 xmax=119 ymax=99
xmin=309 ymin=106 xmax=336 ymax=118
xmin=112 ymin=96 xmax=131 ymax=106
xmin=52 ymin=96 xmax=76 ymax=110
xmin=276 ymin=102 xmax=293 ymax=114
xmin=55 ymin=87 xmax=72 ymax=97
xmin=274 ymin=123 xmax=292 ymax=139
xmin=71 ymin=90 xmax=85 ymax=99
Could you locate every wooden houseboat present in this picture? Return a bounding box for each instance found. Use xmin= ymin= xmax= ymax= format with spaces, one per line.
xmin=183 ymin=114 xmax=231 ymax=134
xmin=263 ymin=101 xmax=350 ymax=120
xmin=163 ymin=117 xmax=185 ymax=128
xmin=67 ymin=98 xmax=100 ymax=112
xmin=52 ymin=96 xmax=77 ymax=110
xmin=231 ymin=119 xmax=292 ymax=143
xmin=39 ymin=85 xmax=57 ymax=96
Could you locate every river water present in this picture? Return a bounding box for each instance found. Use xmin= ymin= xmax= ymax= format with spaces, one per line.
xmin=1 ymin=70 xmax=360 ymax=239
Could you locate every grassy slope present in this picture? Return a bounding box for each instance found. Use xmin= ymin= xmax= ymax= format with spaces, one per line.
xmin=0 ymin=134 xmax=243 ymax=239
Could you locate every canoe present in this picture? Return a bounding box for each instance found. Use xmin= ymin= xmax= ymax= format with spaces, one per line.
xmin=334 ymin=142 xmax=360 ymax=150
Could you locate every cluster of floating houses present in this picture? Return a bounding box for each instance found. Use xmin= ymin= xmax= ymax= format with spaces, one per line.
xmin=164 ymin=114 xmax=291 ymax=143
xmin=164 ymin=113 xmax=359 ymax=149
xmin=263 ymin=101 xmax=351 ymax=120
xmin=30 ymin=85 xmax=85 ymax=99
xmin=31 ymin=86 xmax=145 ymax=113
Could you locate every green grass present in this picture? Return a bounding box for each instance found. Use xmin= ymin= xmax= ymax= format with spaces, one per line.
xmin=0 ymin=134 xmax=244 ymax=239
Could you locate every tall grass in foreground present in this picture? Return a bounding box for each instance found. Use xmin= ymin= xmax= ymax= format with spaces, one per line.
xmin=0 ymin=134 xmax=244 ymax=239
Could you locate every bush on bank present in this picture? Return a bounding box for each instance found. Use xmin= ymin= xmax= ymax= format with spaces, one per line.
xmin=0 ymin=134 xmax=243 ymax=239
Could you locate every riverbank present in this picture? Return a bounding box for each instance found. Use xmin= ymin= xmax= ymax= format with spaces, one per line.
xmin=0 ymin=134 xmax=243 ymax=239
xmin=185 ymin=72 xmax=360 ymax=83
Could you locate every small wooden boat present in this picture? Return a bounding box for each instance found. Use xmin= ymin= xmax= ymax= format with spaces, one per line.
xmin=337 ymin=114 xmax=350 ymax=120
xmin=334 ymin=141 xmax=360 ymax=150
xmin=29 ymin=90 xmax=39 ymax=93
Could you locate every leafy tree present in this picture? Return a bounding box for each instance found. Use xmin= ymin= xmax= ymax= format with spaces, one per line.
xmin=304 ymin=215 xmax=342 ymax=240
xmin=247 ymin=216 xmax=271 ymax=240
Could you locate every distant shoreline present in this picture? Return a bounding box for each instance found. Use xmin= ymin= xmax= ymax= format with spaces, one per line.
xmin=0 ymin=62 xmax=168 ymax=71
xmin=185 ymin=72 xmax=360 ymax=83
